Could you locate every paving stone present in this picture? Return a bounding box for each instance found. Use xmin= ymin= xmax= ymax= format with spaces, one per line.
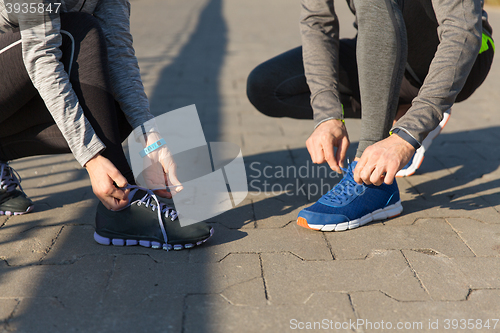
xmin=386 ymin=195 xmax=500 ymax=226
xmin=190 ymin=223 xmax=333 ymax=263
xmin=206 ymin=197 xmax=255 ymax=230
xmin=351 ymin=290 xmax=500 ymax=333
xmin=5 ymin=294 xmax=184 ymax=333
xmin=402 ymin=249 xmax=469 ymax=301
xmin=254 ymin=195 xmax=309 ymax=229
xmin=184 ymin=292 xmax=357 ymax=333
xmin=446 ymin=218 xmax=500 ymax=256
xmin=42 ymin=225 xmax=190 ymax=264
xmin=0 ymin=299 xmax=19 ymax=322
xmin=453 ymin=257 xmax=500 ymax=290
xmin=0 ymin=226 xmax=62 ymax=266
xmin=325 ymin=218 xmax=474 ymax=260
xmin=261 ymin=251 xmax=429 ymax=305
xmin=0 ymin=255 xmax=113 ymax=298
xmin=1 ymin=203 xmax=96 ymax=234
xmin=108 ymin=253 xmax=264 ymax=306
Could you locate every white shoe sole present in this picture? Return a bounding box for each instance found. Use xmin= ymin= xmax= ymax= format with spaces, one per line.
xmin=396 ymin=109 xmax=451 ymax=177
xmin=304 ymin=200 xmax=403 ymax=232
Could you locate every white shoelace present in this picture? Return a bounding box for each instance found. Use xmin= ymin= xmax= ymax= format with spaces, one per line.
xmin=124 ymin=185 xmax=179 ymax=249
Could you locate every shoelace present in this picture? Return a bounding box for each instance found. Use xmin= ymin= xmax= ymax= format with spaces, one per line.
xmin=124 ymin=185 xmax=179 ymax=250
xmin=0 ymin=162 xmax=23 ymax=193
xmin=324 ymin=165 xmax=365 ymax=205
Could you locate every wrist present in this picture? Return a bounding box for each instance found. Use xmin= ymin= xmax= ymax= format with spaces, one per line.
xmin=84 ymin=154 xmax=102 ymax=169
xmin=390 ymin=128 xmax=421 ymax=150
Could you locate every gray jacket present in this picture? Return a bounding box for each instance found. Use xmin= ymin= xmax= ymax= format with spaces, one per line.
xmin=0 ymin=0 xmax=154 ymax=166
xmin=300 ymin=0 xmax=491 ymax=143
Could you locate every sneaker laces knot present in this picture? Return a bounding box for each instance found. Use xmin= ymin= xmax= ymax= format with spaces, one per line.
xmin=0 ymin=162 xmax=23 ymax=193
xmin=125 ymin=185 xmax=179 ymax=251
xmin=324 ymin=164 xmax=365 ymax=205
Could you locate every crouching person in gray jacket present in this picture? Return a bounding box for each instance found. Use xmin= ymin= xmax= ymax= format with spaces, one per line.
xmin=247 ymin=0 xmax=494 ymax=232
xmin=0 ymin=0 xmax=213 ymax=250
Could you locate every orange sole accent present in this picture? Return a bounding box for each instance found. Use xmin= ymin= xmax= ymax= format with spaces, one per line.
xmin=388 ymin=212 xmax=402 ymax=219
xmin=297 ymin=217 xmax=321 ymax=230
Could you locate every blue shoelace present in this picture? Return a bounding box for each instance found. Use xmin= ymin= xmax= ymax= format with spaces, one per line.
xmin=323 ymin=165 xmax=365 ymax=205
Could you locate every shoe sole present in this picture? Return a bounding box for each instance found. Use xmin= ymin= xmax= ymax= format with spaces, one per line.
xmin=396 ymin=110 xmax=451 ymax=178
xmin=0 ymin=205 xmax=34 ymax=216
xmin=297 ymin=200 xmax=403 ymax=232
xmin=93 ymin=227 xmax=214 ymax=251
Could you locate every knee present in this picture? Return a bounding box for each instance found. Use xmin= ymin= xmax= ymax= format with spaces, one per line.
xmin=246 ymin=62 xmax=276 ymax=116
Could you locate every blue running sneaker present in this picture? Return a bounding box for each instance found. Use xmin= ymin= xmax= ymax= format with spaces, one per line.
xmin=396 ymin=108 xmax=451 ymax=177
xmin=297 ymin=161 xmax=403 ymax=231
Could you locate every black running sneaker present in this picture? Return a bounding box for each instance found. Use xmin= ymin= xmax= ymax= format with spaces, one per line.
xmin=94 ymin=186 xmax=213 ymax=251
xmin=0 ymin=161 xmax=34 ymax=216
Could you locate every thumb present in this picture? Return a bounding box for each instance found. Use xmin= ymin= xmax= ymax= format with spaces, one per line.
xmin=166 ymin=164 xmax=183 ymax=193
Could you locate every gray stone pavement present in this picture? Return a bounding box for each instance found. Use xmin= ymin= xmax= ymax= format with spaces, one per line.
xmin=1 ymin=0 xmax=500 ymax=332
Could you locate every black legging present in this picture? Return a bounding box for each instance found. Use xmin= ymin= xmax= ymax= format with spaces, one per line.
xmin=0 ymin=13 xmax=135 ymax=184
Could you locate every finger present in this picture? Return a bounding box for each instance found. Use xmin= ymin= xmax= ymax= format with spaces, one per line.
xmin=384 ymin=162 xmax=398 ymax=185
xmin=110 ymin=169 xmax=128 ymax=188
xmin=153 ymin=189 xmax=171 ymax=199
xmin=360 ymin=164 xmax=377 ymax=185
xmin=353 ymin=157 xmax=367 ymax=184
xmin=306 ymin=139 xmax=318 ymax=163
xmin=369 ymin=166 xmax=386 ymax=186
xmin=166 ymin=165 xmax=183 ymax=192
xmin=322 ymin=141 xmax=340 ymax=173
xmin=110 ymin=186 xmax=129 ymax=201
xmin=336 ymin=136 xmax=350 ymax=169
xmin=113 ymin=197 xmax=130 ymax=210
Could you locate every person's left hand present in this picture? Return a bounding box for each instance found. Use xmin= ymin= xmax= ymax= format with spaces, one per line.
xmin=353 ymin=134 xmax=415 ymax=186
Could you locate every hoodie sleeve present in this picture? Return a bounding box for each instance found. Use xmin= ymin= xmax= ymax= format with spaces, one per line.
xmin=300 ymin=0 xmax=343 ymax=128
xmin=392 ymin=0 xmax=483 ymax=143
xmin=16 ymin=0 xmax=105 ymax=166
xmin=92 ymin=0 xmax=154 ymax=132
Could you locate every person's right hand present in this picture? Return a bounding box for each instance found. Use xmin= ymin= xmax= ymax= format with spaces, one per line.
xmin=306 ymin=119 xmax=350 ymax=173
xmin=85 ymin=154 xmax=131 ymax=211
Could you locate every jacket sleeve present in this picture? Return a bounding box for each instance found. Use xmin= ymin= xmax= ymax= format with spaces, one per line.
xmin=392 ymin=0 xmax=483 ymax=143
xmin=16 ymin=0 xmax=106 ymax=166
xmin=92 ymin=0 xmax=155 ymax=132
xmin=300 ymin=0 xmax=343 ymax=128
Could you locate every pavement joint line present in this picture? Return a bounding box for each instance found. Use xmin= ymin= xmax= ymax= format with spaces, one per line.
xmin=347 ymin=293 xmax=361 ymax=328
xmin=0 ymin=217 xmax=9 ymax=228
xmin=279 ymin=220 xmax=294 ymax=228
xmin=401 ymin=177 xmax=427 ymax=201
xmin=400 ymin=249 xmax=432 ymax=300
xmin=180 ymin=294 xmax=188 ymax=333
xmin=321 ymin=232 xmax=336 ymax=260
xmin=98 ymin=255 xmax=117 ymax=307
xmin=444 ymin=217 xmax=478 ymax=256
xmin=218 ymin=293 xmax=235 ymax=305
xmin=34 ymin=225 xmax=64 ymax=264
xmin=258 ymin=254 xmax=270 ymax=304
xmin=2 ymin=298 xmax=21 ymax=331
xmin=250 ymin=199 xmax=257 ymax=228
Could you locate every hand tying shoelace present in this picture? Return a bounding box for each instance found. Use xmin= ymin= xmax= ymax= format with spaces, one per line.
xmin=323 ymin=165 xmax=366 ymax=206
